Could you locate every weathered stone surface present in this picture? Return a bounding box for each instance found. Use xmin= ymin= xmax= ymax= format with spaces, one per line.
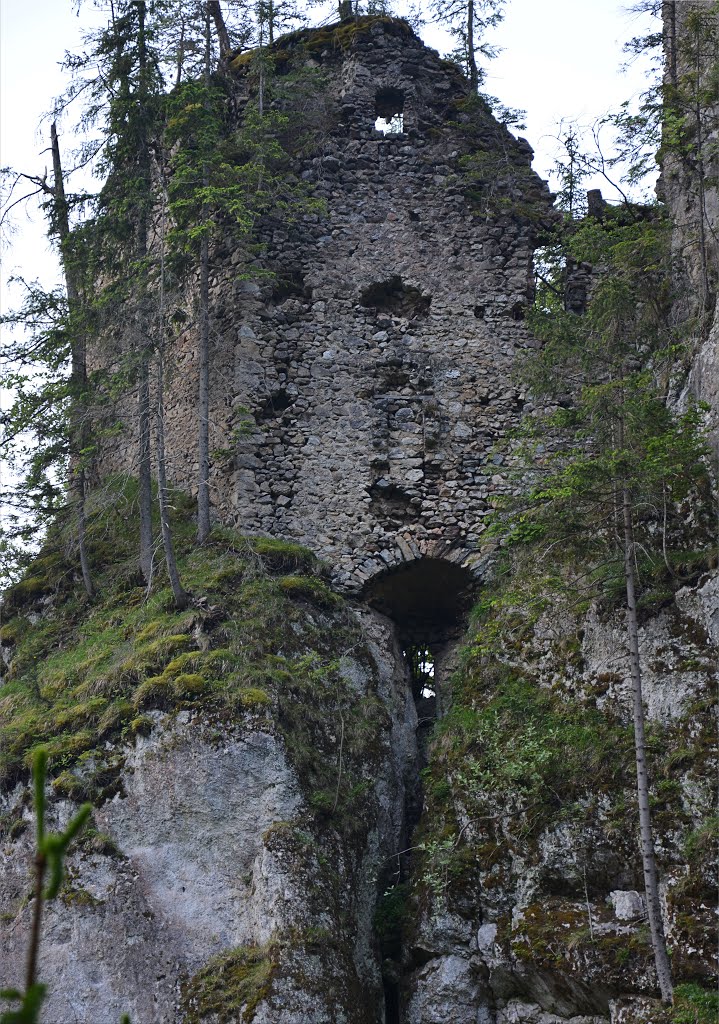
xmin=1 ymin=608 xmax=417 ymax=1024
xmin=93 ymin=16 xmax=551 ymax=594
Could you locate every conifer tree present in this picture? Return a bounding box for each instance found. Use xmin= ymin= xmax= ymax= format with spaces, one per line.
xmin=75 ymin=0 xmax=167 ymax=582
xmin=500 ymin=215 xmax=715 ymax=1005
xmin=430 ymin=0 xmax=504 ymax=92
xmin=0 ymin=134 xmax=95 ymax=595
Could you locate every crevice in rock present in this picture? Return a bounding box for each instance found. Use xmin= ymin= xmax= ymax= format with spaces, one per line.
xmin=364 ymin=558 xmax=475 ymax=1021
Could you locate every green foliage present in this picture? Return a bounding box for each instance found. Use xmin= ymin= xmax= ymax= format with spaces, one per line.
xmin=164 ymin=55 xmax=319 ymax=269
xmin=506 ymin=215 xmax=715 ymax=610
xmin=374 ymin=881 xmax=411 ymax=959
xmin=671 ymin=983 xmax=719 ymax=1024
xmin=442 ymin=662 xmax=633 ymax=808
xmin=683 ymin=816 xmax=719 ymax=865
xmin=0 ymin=985 xmax=46 ymax=1024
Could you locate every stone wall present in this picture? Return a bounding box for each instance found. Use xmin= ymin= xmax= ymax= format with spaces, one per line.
xmin=96 ymin=17 xmax=551 ymax=593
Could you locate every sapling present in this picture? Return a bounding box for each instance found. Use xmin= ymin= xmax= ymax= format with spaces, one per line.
xmin=0 ymin=749 xmax=91 ymax=1024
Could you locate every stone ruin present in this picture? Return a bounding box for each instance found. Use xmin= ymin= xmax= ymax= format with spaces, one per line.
xmin=101 ymin=16 xmax=551 ymax=642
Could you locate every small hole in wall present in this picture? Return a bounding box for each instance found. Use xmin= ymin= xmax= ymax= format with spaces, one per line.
xmin=360 ymin=276 xmax=431 ymax=319
xmin=474 ymin=304 xmax=486 ymax=319
xmin=375 ymin=86 xmax=404 ymax=135
xmin=510 ymin=301 xmax=526 ymax=321
xmin=375 ymin=113 xmax=403 ymax=134
xmin=256 ymin=390 xmax=294 ymax=420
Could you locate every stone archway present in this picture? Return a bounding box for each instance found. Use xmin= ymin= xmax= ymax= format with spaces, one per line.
xmin=361 ymin=555 xmax=475 ymax=724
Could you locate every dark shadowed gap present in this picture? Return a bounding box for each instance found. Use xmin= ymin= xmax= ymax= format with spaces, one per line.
xmin=363 ymin=557 xmax=474 ymax=647
xmin=383 ymin=978 xmax=400 ymax=1024
xmin=375 ymin=87 xmax=405 ymax=134
xmin=359 ymin=276 xmax=431 ymax=319
xmin=363 ymin=556 xmax=474 ymax=748
xmin=366 ymin=558 xmax=474 ymax=1023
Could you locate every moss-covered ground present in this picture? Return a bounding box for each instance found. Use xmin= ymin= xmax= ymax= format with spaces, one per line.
xmin=0 ymin=479 xmax=383 ymax=842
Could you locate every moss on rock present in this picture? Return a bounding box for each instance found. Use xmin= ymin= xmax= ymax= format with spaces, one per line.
xmin=182 ymin=942 xmax=279 ymax=1023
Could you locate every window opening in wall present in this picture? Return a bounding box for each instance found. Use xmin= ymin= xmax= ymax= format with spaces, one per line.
xmin=375 ymin=87 xmax=404 ymax=135
xmin=405 ymin=645 xmax=435 ymax=698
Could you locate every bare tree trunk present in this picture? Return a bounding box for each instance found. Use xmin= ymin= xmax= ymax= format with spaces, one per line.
xmin=662 ymin=0 xmax=677 ymax=90
xmin=207 ymin=0 xmax=231 ymax=57
xmin=197 ymin=7 xmax=212 ymax=545
xmin=175 ymin=15 xmax=186 ymax=88
xmin=155 ymin=350 xmax=188 ymax=610
xmin=467 ymin=0 xmax=479 ymax=93
xmin=136 ymin=1 xmax=154 ymax=583
xmin=50 ymin=123 xmax=95 ymax=599
xmin=154 ymin=192 xmax=188 ymax=609
xmin=138 ymin=342 xmax=154 ymax=581
xmin=622 ymin=485 xmax=674 ymax=1006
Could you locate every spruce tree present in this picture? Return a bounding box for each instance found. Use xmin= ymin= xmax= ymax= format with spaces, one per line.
xmin=499 ymin=215 xmax=715 ymax=1005
xmin=430 ymin=0 xmax=504 ymax=92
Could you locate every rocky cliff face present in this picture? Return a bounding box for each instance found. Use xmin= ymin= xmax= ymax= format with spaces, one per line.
xmin=661 ymin=1 xmax=719 ymax=445
xmin=1 ymin=526 xmax=419 ymax=1023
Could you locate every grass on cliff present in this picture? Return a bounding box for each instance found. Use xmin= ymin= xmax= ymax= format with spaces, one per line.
xmin=414 ymin=557 xmax=717 ymax=991
xmin=0 ymin=477 xmax=362 ymax=809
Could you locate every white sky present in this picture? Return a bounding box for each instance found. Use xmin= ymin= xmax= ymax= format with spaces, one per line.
xmin=0 ymin=0 xmax=656 ymax=307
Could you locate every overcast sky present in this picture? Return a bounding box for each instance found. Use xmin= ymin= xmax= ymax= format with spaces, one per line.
xmin=0 ymin=0 xmax=656 ymax=304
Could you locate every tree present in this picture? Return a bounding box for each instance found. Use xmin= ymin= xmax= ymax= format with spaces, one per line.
xmin=0 ymin=126 xmax=98 ymax=597
xmin=47 ymin=124 xmax=96 ymax=598
xmin=164 ymin=22 xmax=317 ymax=542
xmin=498 ymin=216 xmax=715 ymax=1005
xmin=73 ymin=0 xmax=167 ymax=582
xmin=430 ymin=0 xmax=505 ymax=93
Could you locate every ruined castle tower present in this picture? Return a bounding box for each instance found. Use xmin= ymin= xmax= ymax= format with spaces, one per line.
xmin=118 ymin=18 xmax=550 ymax=627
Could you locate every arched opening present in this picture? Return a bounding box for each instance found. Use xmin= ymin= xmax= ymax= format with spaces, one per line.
xmin=363 ymin=557 xmax=474 ymax=727
xmin=363 ymin=557 xmax=473 ymax=644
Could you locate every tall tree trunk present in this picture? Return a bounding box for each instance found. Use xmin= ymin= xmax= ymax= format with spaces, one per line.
xmin=622 ymin=485 xmax=674 ymax=1005
xmin=154 ymin=193 xmax=188 ymax=609
xmin=136 ymin=0 xmax=154 ymax=583
xmin=155 ymin=349 xmax=188 ymax=610
xmin=137 ymin=335 xmax=154 ymax=582
xmin=197 ymin=7 xmax=212 ymax=545
xmin=207 ymin=0 xmax=231 ymax=57
xmin=50 ymin=123 xmax=95 ymax=599
xmin=467 ymin=0 xmax=479 ymax=92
